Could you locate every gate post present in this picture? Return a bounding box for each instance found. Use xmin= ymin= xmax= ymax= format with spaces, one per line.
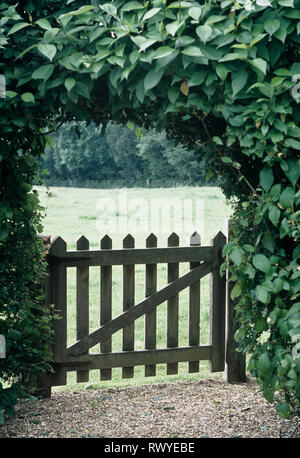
xmin=224 ymin=222 xmax=246 ymax=383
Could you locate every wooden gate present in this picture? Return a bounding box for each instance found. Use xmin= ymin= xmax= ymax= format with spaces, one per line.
xmin=40 ymin=230 xmax=244 ymax=397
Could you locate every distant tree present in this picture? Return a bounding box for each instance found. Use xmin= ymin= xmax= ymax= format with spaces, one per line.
xmin=137 ymin=130 xmax=207 ymax=184
xmin=42 ymin=122 xmax=120 ymax=184
xmin=105 ymin=123 xmax=146 ymax=183
xmin=42 ymin=122 xmax=209 ymax=187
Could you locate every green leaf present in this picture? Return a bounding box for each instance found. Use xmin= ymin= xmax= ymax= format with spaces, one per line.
xmin=230 ymin=246 xmax=245 ymax=266
xmin=196 ymin=25 xmax=212 ymax=44
xmin=21 ymin=92 xmax=35 ymax=103
xmin=273 ymin=27 xmax=287 ymax=43
xmin=264 ymin=18 xmax=280 ymax=36
xmin=276 ymin=402 xmax=291 ymax=419
xmin=250 ymin=58 xmax=267 ymax=75
xmin=280 ymin=187 xmax=294 ymax=209
xmin=166 ymin=22 xmax=183 ymax=37
xmin=188 ymin=71 xmax=206 ymax=87
xmin=253 ymin=254 xmax=271 ymax=274
xmin=278 ymin=0 xmax=294 ymax=6
xmin=181 ymin=46 xmax=203 ymax=57
xmin=231 ymin=282 xmax=241 ymax=299
xmin=215 ymin=64 xmax=229 ymax=81
xmin=188 ymin=6 xmax=202 ymax=21
xmin=144 ymin=68 xmax=164 ymax=92
xmin=121 ymin=1 xmax=144 ymax=11
xmin=231 ymin=69 xmax=248 ymax=97
xmin=212 ymin=136 xmax=223 ymax=146
xmin=262 ymin=231 xmax=275 ymax=253
xmin=168 ymin=86 xmax=179 ymax=104
xmin=219 ymin=53 xmax=246 ymax=63
xmin=258 ymin=352 xmax=271 ymax=372
xmin=285 ymin=138 xmax=300 ymax=150
xmin=0 ymin=224 xmax=8 ymax=241
xmin=35 ymin=19 xmax=52 ymax=30
xmin=260 ymin=167 xmax=274 ymax=192
xmin=64 ymin=77 xmax=76 ymax=92
xmin=7 ymin=22 xmax=31 ymax=36
xmin=60 ymin=5 xmax=95 ymax=18
xmin=131 ymin=36 xmax=156 ymax=52
xmin=255 ymin=285 xmax=270 ymax=304
xmin=280 ymin=158 xmax=300 ymax=187
xmin=268 ymin=205 xmax=281 ymax=226
xmin=221 ymin=156 xmax=233 ymax=164
xmin=153 ymin=47 xmax=174 ymax=59
xmin=99 ymin=4 xmax=117 ymax=16
xmin=37 ymin=44 xmax=57 ymax=62
xmin=273 ymin=278 xmax=283 ymax=294
xmin=32 ymin=64 xmax=54 ymax=81
xmin=5 ymin=91 xmax=18 ymax=98
xmin=143 ymin=8 xmax=161 ymax=20
xmin=280 ymin=217 xmax=289 ymax=239
xmin=205 ymin=15 xmax=226 ymax=26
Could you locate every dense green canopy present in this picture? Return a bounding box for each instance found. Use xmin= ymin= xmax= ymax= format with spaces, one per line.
xmin=0 ymin=0 xmax=299 ymax=420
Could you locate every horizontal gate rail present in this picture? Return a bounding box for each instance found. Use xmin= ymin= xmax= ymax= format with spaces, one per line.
xmin=50 ymin=245 xmax=214 ymax=266
xmin=54 ymin=346 xmax=212 ymax=372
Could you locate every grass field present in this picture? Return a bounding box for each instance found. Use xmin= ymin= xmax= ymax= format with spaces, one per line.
xmin=36 ymin=186 xmax=233 ymax=391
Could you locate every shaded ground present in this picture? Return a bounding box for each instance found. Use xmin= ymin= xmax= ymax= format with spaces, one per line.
xmin=1 ymin=378 xmax=300 ymax=439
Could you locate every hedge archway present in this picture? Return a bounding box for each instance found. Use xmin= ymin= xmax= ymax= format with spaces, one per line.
xmin=0 ymin=0 xmax=299 ymax=421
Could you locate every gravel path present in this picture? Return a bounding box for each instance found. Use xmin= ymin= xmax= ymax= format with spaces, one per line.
xmin=1 ymin=378 xmax=300 ymax=439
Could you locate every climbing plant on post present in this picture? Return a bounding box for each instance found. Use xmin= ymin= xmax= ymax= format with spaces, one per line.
xmin=0 ymin=0 xmax=299 ymax=420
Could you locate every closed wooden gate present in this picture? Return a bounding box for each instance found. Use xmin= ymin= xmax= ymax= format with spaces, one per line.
xmin=39 ymin=230 xmax=245 ymax=397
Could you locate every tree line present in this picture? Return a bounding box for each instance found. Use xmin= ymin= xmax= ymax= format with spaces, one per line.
xmin=40 ymin=121 xmax=211 ymax=188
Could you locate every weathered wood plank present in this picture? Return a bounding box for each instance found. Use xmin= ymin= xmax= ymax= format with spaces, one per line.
xmin=209 ymin=231 xmax=226 ymax=373
xmin=76 ymin=236 xmax=89 ymax=383
xmin=145 ymin=234 xmax=157 ymax=377
xmin=100 ymin=235 xmax=112 ymax=380
xmin=122 ymin=234 xmax=135 ymax=379
xmin=51 ymin=246 xmax=213 ymax=267
xmin=50 ymin=237 xmax=67 ymax=386
xmin=67 ymin=260 xmax=213 ymax=358
xmin=189 ymin=232 xmax=201 ymax=373
xmin=167 ymin=233 xmax=179 ymax=375
xmin=56 ymin=345 xmax=212 ymax=374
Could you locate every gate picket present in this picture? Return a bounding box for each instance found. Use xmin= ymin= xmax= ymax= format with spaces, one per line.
xmin=189 ymin=232 xmax=201 ymax=373
xmin=100 ymin=235 xmax=112 ymax=380
xmin=76 ymin=236 xmax=89 ymax=383
xmin=167 ymin=232 xmax=179 ymax=375
xmin=145 ymin=234 xmax=157 ymax=377
xmin=122 ymin=234 xmax=135 ymax=378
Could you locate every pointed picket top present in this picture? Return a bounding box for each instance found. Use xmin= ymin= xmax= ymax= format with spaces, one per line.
xmin=51 ymin=236 xmax=67 ymax=255
xmin=190 ymin=231 xmax=201 ymax=246
xmin=101 ymin=234 xmax=112 ymax=249
xmin=123 ymin=233 xmax=135 ymax=248
xmin=76 ymin=235 xmax=89 ymax=250
xmin=168 ymin=232 xmax=179 ymax=247
xmin=146 ymin=233 xmax=157 ymax=248
xmin=211 ymin=230 xmax=226 ymax=247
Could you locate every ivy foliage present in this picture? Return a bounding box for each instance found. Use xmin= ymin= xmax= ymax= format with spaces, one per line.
xmin=0 ymin=0 xmax=299 ymax=418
